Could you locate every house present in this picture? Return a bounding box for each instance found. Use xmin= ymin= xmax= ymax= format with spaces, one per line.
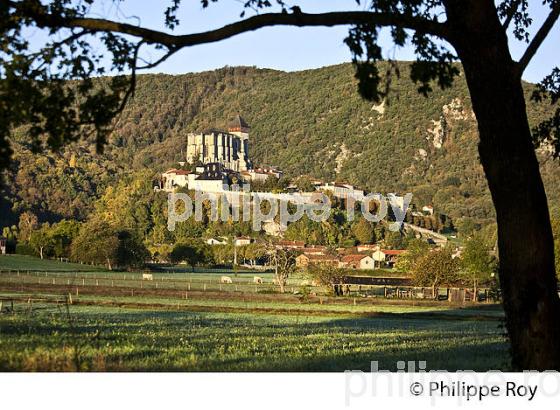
xmin=302 ymin=245 xmax=327 ymax=255
xmin=234 ymin=236 xmax=252 ymax=247
xmin=372 ymin=249 xmax=406 ymax=267
xmin=161 ymin=168 xmax=193 ymax=191
xmin=356 ymin=244 xmax=378 ymax=253
xmin=295 ymin=253 xmax=339 ymax=268
xmin=0 ymin=237 xmax=6 ymax=255
xmin=206 ymin=237 xmax=228 ymax=246
xmin=383 ymin=249 xmax=406 ymax=264
xmin=188 ymin=162 xmax=229 ymax=193
xmin=339 ymin=254 xmax=375 ymax=270
xmin=276 ymin=240 xmax=306 ymax=250
xmin=422 ymin=205 xmax=434 ymax=215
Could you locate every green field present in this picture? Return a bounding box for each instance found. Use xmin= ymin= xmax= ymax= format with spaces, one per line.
xmin=0 ymin=254 xmax=508 ymax=371
xmin=0 ymin=255 xmax=104 ymax=272
xmin=0 ymin=304 xmax=507 ymax=371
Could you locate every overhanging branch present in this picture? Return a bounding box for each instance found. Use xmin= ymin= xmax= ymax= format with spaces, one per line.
xmin=517 ymin=3 xmax=560 ymax=75
xmin=11 ymin=1 xmax=450 ymax=48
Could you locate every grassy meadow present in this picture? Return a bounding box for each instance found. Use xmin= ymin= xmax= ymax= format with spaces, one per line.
xmin=0 ymin=255 xmax=509 ymax=371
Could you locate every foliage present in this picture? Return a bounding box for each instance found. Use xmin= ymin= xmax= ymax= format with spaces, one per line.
xmin=306 ymin=264 xmax=347 ymax=296
xmin=460 ymin=234 xmax=497 ymax=288
xmin=70 ymin=219 xmax=148 ymax=269
xmin=351 ymin=217 xmax=375 ymax=244
xmin=1 ymin=63 xmax=560 ymax=233
xmin=169 ymin=241 xmax=211 ymax=267
xmin=395 ymin=238 xmax=430 ymax=273
xmin=412 ymin=247 xmax=460 ymax=292
xmin=267 ymin=245 xmax=296 ymax=293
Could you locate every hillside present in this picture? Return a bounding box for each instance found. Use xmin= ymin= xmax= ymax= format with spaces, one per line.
xmin=1 ymin=62 xmax=559 ymax=228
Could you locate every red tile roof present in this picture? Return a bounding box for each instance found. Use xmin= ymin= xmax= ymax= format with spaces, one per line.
xmin=381 ymin=249 xmax=406 ymax=256
xmin=164 ymin=168 xmax=190 ymax=175
xmin=341 ymin=254 xmax=371 ymax=263
xmin=300 ymin=254 xmax=339 ymax=262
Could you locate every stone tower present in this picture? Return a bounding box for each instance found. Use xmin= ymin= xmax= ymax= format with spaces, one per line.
xmin=228 ymin=115 xmax=250 ymax=171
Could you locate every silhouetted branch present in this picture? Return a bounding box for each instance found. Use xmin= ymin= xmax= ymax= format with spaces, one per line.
xmin=517 ymin=4 xmax=560 ymax=75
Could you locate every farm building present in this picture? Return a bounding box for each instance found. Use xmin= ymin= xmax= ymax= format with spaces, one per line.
xmin=339 ymin=254 xmax=375 ymax=270
xmin=276 ymin=240 xmax=305 ymax=250
xmin=302 ymin=245 xmax=327 ymax=255
xmin=372 ymin=249 xmax=406 ymax=267
xmin=206 ymin=237 xmax=228 ymax=246
xmin=356 ymin=244 xmax=378 ymax=252
xmin=234 ymin=236 xmax=253 ymax=246
xmin=295 ymin=254 xmax=339 ymax=268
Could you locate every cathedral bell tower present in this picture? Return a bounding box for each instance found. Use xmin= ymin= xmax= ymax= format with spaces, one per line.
xmin=228 ymin=115 xmax=251 ymax=171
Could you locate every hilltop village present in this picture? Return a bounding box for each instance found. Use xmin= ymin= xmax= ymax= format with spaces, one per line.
xmin=151 ymin=116 xmax=454 ymax=272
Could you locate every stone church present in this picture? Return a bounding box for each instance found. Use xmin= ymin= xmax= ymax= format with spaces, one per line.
xmin=186 ymin=115 xmax=252 ymax=172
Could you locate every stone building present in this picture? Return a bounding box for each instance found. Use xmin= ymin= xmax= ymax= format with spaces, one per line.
xmin=186 ymin=115 xmax=251 ymax=172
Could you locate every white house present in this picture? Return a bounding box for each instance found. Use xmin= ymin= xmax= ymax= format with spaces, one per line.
xmin=206 ymin=237 xmax=228 ymax=246
xmin=234 ymin=236 xmax=252 ymax=247
xmin=339 ymin=254 xmax=375 ymax=270
xmin=161 ymin=168 xmax=192 ymax=191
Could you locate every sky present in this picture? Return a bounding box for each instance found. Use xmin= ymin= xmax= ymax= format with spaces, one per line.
xmin=34 ymin=0 xmax=560 ymax=83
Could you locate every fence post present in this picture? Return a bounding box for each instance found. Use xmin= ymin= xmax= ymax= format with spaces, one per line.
xmin=96 ymin=279 xmax=99 ymax=286
xmin=76 ymin=287 xmax=79 ymax=296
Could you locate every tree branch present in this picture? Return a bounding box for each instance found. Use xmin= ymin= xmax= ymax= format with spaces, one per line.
xmin=502 ymin=0 xmax=522 ymax=30
xmin=11 ymin=1 xmax=450 ymax=49
xmin=517 ymin=3 xmax=560 ymax=75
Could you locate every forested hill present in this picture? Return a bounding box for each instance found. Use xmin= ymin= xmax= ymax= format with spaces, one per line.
xmin=2 ymin=62 xmax=559 ymax=228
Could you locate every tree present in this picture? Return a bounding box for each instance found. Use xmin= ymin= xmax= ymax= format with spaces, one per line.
xmin=352 ymin=217 xmax=375 ymax=244
xmin=28 ymin=223 xmax=54 ymax=259
xmin=384 ymin=230 xmax=404 ymax=249
xmin=169 ymin=242 xmax=205 ymax=269
xmin=395 ymin=238 xmax=430 ymax=273
xmin=412 ymin=247 xmax=460 ymax=298
xmin=49 ymin=219 xmax=81 ymax=258
xmin=461 ymin=234 xmax=498 ymax=300
xmin=244 ymin=242 xmax=266 ymax=266
xmin=266 ymin=244 xmax=296 ymax=293
xmin=4 ymin=0 xmax=560 ymax=369
xmin=552 ymin=217 xmax=560 ymax=280
xmin=115 ymin=230 xmax=150 ymax=269
xmin=307 ymin=264 xmax=347 ymax=296
xmin=71 ymin=219 xmax=119 ymax=269
xmin=17 ymin=211 xmax=38 ymax=242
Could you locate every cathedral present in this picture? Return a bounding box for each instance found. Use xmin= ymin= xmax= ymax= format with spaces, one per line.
xmin=186 ymin=115 xmax=252 ymax=172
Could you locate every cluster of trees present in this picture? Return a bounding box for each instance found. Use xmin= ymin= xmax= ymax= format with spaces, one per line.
xmin=396 ymin=236 xmax=499 ymax=297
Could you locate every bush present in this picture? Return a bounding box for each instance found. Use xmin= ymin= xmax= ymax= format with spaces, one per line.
xmin=15 ymin=242 xmax=36 ymax=257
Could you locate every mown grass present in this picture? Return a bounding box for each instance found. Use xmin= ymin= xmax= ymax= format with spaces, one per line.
xmin=0 ymin=255 xmax=103 ymax=272
xmin=0 ymin=303 xmax=508 ymax=372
